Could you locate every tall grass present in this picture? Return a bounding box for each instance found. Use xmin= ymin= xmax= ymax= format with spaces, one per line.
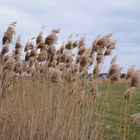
xmin=0 ymin=22 xmax=140 ymax=140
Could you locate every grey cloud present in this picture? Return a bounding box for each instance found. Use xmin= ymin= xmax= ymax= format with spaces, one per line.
xmin=0 ymin=0 xmax=140 ymax=71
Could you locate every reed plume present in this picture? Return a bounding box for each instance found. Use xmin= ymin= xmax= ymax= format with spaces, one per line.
xmin=130 ymin=70 xmax=140 ymax=87
xmin=2 ymin=22 xmax=16 ymax=45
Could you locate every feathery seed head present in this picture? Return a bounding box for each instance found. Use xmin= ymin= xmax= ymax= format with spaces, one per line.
xmin=65 ymin=40 xmax=73 ymax=50
xmin=104 ymin=49 xmax=112 ymax=56
xmin=1 ymin=44 xmax=9 ymax=55
xmin=2 ymin=22 xmax=16 ymax=45
xmin=131 ymin=113 xmax=140 ymax=125
xmin=3 ymin=58 xmax=15 ymax=71
xmin=130 ymin=70 xmax=140 ymax=87
xmin=36 ymin=32 xmax=43 ymax=44
xmin=79 ymin=55 xmax=88 ymax=68
xmin=45 ymin=32 xmax=57 ymax=46
xmin=25 ymin=52 xmax=30 ymax=61
xmin=126 ymin=66 xmax=135 ymax=80
xmin=15 ymin=36 xmax=23 ymax=49
xmin=24 ymin=42 xmax=34 ymax=52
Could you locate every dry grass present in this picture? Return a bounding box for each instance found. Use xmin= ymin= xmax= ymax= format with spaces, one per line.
xmin=0 ymin=22 xmax=140 ymax=140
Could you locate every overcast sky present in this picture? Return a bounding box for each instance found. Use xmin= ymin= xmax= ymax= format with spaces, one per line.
xmin=0 ymin=0 xmax=140 ymax=72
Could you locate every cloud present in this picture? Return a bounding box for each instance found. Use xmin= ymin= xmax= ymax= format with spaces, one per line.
xmin=0 ymin=0 xmax=140 ymax=71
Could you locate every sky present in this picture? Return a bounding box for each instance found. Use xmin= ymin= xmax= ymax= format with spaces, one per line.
xmin=0 ymin=0 xmax=140 ymax=72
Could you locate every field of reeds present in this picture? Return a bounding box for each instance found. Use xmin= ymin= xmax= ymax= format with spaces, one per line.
xmin=0 ymin=22 xmax=140 ymax=140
